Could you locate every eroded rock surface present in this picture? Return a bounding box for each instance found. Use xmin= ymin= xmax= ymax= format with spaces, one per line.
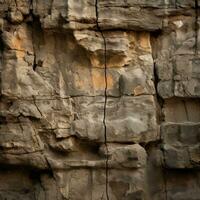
xmin=0 ymin=0 xmax=200 ymax=200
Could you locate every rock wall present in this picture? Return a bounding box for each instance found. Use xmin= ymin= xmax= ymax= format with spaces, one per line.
xmin=0 ymin=1 xmax=200 ymax=200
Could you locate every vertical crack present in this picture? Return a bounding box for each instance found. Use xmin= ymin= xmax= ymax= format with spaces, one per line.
xmin=29 ymin=0 xmax=37 ymax=71
xmin=175 ymin=0 xmax=177 ymax=9
xmin=0 ymin=33 xmax=4 ymax=94
xmin=17 ymin=116 xmax=24 ymax=133
xmin=161 ymin=145 xmax=168 ymax=200
xmin=31 ymin=16 xmax=37 ymax=71
xmin=163 ymin=168 xmax=168 ymax=200
xmin=183 ymin=100 xmax=189 ymax=121
xmin=151 ymin=27 xmax=167 ymax=200
xmin=14 ymin=0 xmax=18 ymax=8
xmin=32 ymin=96 xmax=43 ymax=117
xmin=49 ymin=0 xmax=54 ymax=15
xmin=95 ymin=1 xmax=110 ymax=200
xmin=195 ymin=0 xmax=199 ymax=55
xmin=38 ymin=177 xmax=47 ymax=200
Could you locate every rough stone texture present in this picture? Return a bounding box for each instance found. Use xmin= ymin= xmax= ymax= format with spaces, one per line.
xmin=0 ymin=0 xmax=200 ymax=200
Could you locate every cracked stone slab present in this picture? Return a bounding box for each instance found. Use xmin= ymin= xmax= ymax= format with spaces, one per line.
xmin=55 ymin=168 xmax=146 ymax=200
xmin=154 ymin=15 xmax=200 ymax=98
xmin=1 ymin=0 xmax=200 ymax=199
xmin=161 ymin=122 xmax=200 ymax=169
xmin=162 ymin=98 xmax=200 ymax=123
xmin=45 ymin=143 xmax=146 ymax=170
xmin=1 ymin=27 xmax=155 ymax=98
xmin=0 ymin=98 xmax=74 ymax=130
xmin=72 ymin=95 xmax=159 ymax=143
xmin=164 ymin=171 xmax=200 ymax=200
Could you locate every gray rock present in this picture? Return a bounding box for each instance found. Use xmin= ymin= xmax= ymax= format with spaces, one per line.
xmin=161 ymin=123 xmax=200 ymax=169
xmin=0 ymin=0 xmax=200 ymax=199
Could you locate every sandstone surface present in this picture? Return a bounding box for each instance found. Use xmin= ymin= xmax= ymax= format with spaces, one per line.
xmin=0 ymin=0 xmax=200 ymax=199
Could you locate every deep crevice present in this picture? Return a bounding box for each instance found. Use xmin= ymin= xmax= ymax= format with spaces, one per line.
xmin=195 ymin=0 xmax=199 ymax=55
xmin=14 ymin=0 xmax=18 ymax=8
xmin=0 ymin=33 xmax=4 ymax=96
xmin=183 ymin=100 xmax=189 ymax=120
xmin=30 ymin=11 xmax=37 ymax=71
xmin=95 ymin=1 xmax=110 ymax=200
xmin=175 ymin=0 xmax=177 ymax=9
xmin=160 ymin=146 xmax=168 ymax=200
xmin=150 ymin=30 xmax=169 ymax=199
xmin=150 ymin=31 xmax=164 ymax=123
xmin=48 ymin=0 xmax=54 ymax=15
xmin=153 ymin=61 xmax=165 ymax=122
xmin=28 ymin=10 xmax=43 ymax=72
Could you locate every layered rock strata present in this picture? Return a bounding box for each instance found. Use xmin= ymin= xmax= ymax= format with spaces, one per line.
xmin=0 ymin=1 xmax=200 ymax=199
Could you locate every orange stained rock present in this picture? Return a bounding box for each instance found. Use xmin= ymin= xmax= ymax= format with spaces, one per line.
xmin=10 ymin=25 xmax=33 ymax=53
xmin=12 ymin=26 xmax=26 ymax=50
xmin=92 ymin=69 xmax=113 ymax=90
xmin=16 ymin=50 xmax=26 ymax=58
xmin=90 ymin=54 xmax=101 ymax=68
xmin=11 ymin=35 xmax=22 ymax=50
xmin=139 ymin=33 xmax=151 ymax=50
xmin=133 ymin=85 xmax=145 ymax=96
xmin=91 ymin=54 xmax=128 ymax=68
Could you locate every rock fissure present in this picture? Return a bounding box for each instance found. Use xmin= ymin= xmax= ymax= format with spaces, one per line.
xmin=32 ymin=96 xmax=43 ymax=118
xmin=195 ymin=0 xmax=199 ymax=55
xmin=31 ymin=15 xmax=37 ymax=71
xmin=1 ymin=1 xmax=200 ymax=199
xmin=183 ymin=100 xmax=189 ymax=121
xmin=95 ymin=1 xmax=110 ymax=199
xmin=175 ymin=0 xmax=177 ymax=9
xmin=160 ymin=141 xmax=168 ymax=200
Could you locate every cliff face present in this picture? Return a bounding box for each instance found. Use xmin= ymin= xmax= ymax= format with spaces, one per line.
xmin=0 ymin=1 xmax=200 ymax=199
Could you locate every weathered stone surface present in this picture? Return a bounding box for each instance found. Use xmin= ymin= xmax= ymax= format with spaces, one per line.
xmin=55 ymin=169 xmax=146 ymax=200
xmin=1 ymin=26 xmax=154 ymax=98
xmin=154 ymin=15 xmax=200 ymax=98
xmin=0 ymin=0 xmax=200 ymax=199
xmin=164 ymin=171 xmax=200 ymax=200
xmin=72 ymin=95 xmax=158 ymax=143
xmin=47 ymin=143 xmax=146 ymax=170
xmin=161 ymin=123 xmax=200 ymax=169
xmin=163 ymin=98 xmax=200 ymax=122
xmin=148 ymin=166 xmax=200 ymax=200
